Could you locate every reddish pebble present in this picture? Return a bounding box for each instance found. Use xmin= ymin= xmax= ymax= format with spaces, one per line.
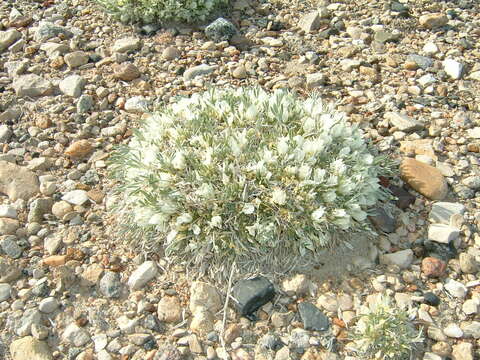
xmin=422 ymin=256 xmax=447 ymax=278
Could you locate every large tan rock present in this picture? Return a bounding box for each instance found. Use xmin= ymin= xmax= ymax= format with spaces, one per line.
xmin=189 ymin=281 xmax=222 ymax=314
xmin=400 ymin=158 xmax=448 ymax=200
xmin=10 ymin=336 xmax=53 ymax=360
xmin=0 ymin=161 xmax=40 ymax=201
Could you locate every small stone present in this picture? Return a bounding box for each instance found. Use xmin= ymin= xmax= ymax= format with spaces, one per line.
xmin=64 ymin=51 xmax=89 ymax=68
xmin=51 ymin=201 xmax=73 ymax=219
xmin=223 ymin=323 xmax=241 ymax=345
xmin=12 ymin=74 xmax=53 ymax=97
xmin=419 ymin=13 xmax=448 ymax=29
xmin=0 ymin=29 xmax=22 ymax=52
xmin=298 ymin=11 xmax=321 ymax=33
xmin=444 ymin=323 xmax=463 ymax=338
xmin=282 ymin=274 xmax=311 ymax=296
xmin=0 ymin=218 xmax=19 ymax=235
xmin=368 ymin=207 xmax=396 ymax=233
xmin=190 ymin=309 xmax=214 ymax=336
xmin=0 ymin=283 xmax=11 ymax=301
xmin=42 ymin=255 xmax=67 ymax=267
xmin=444 ymin=278 xmax=467 ymax=299
xmin=258 ymin=334 xmax=283 ymax=351
xmin=422 ymin=257 xmax=446 ymax=278
xmin=16 ymin=309 xmax=42 ymax=336
xmin=162 ymin=46 xmax=181 ymax=60
xmin=64 ymin=139 xmax=93 ymax=159
xmin=38 ymin=297 xmax=59 ymax=313
xmin=1 ymin=236 xmax=22 ymax=259
xmin=44 ymin=235 xmax=62 ymax=255
xmin=77 ymin=95 xmax=94 ymax=114
xmin=114 ymin=63 xmax=141 ymax=81
xmin=158 ymin=296 xmax=182 ymax=323
xmin=459 ymin=253 xmax=478 ymax=274
xmin=374 ymin=30 xmax=399 ymax=43
xmin=124 ymin=96 xmax=149 ymax=113
xmin=463 ymin=176 xmax=480 ymax=190
xmin=379 ymin=249 xmax=414 ymax=269
xmin=183 ymin=64 xmax=217 ymax=81
xmin=128 ymin=261 xmax=158 ymax=291
xmin=443 ymin=59 xmax=464 ymax=80
xmin=340 ymin=59 xmax=361 ymax=71
xmin=34 ymin=22 xmax=73 ymax=42
xmin=232 ymin=65 xmax=247 ymax=79
xmin=406 ymin=54 xmax=434 ymax=70
xmin=389 ymin=185 xmax=416 ymax=210
xmin=190 ymin=281 xmax=222 ymax=314
xmin=31 ymin=324 xmax=49 ymax=341
xmin=423 ymin=292 xmax=440 ymax=306
xmin=298 ymin=302 xmax=329 ymax=331
xmin=385 ymin=112 xmax=423 ymax=132
xmin=0 ymin=125 xmax=12 ymax=143
xmin=62 ymin=190 xmax=89 ymax=206
xmin=10 ymin=336 xmax=53 ymax=360
xmin=423 ymin=42 xmax=439 ymax=56
xmin=99 ymin=271 xmax=122 ymax=298
xmin=28 ymin=198 xmax=53 ymax=223
xmin=428 ymin=224 xmax=459 ymax=244
xmin=461 ymin=321 xmax=480 ymax=339
xmin=429 ymin=202 xmax=465 ymax=224
xmin=232 ymin=276 xmax=275 ymax=318
xmin=289 ymin=328 xmax=310 ymax=352
xmin=400 ymin=158 xmax=448 ymax=200
xmin=205 ymin=18 xmax=237 ymax=42
xmin=462 ymin=299 xmax=478 ymax=315
xmin=59 ymin=75 xmax=86 ymax=98
xmin=452 ymin=342 xmax=473 ymax=360
xmin=306 ymin=72 xmax=326 ymax=89
xmin=112 ymin=37 xmax=141 ymax=53
xmin=63 ymin=323 xmax=91 ymax=347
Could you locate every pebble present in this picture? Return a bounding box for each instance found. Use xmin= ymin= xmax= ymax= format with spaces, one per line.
xmin=162 ymin=46 xmax=181 ymax=60
xmin=0 ymin=218 xmax=19 ymax=235
xmin=462 ymin=299 xmax=479 ymax=315
xmin=64 ymin=139 xmax=93 ymax=159
xmin=59 ymin=75 xmax=86 ymax=97
xmin=452 ymin=342 xmax=473 ymax=360
xmin=298 ymin=11 xmax=321 ymax=33
xmin=444 ymin=278 xmax=468 ymax=299
xmin=379 ymin=249 xmax=414 ymax=269
xmin=157 ymin=296 xmax=182 ymax=323
xmin=429 ymin=202 xmax=465 ymax=224
xmin=190 ymin=309 xmax=215 ymax=336
xmin=124 ymin=96 xmax=149 ymax=113
xmin=9 ymin=336 xmax=53 ymax=360
xmin=306 ymin=72 xmax=326 ymax=89
xmin=38 ymin=297 xmax=59 ymax=313
xmin=422 ymin=257 xmax=446 ymax=278
xmin=419 ymin=13 xmax=448 ymax=29
xmin=443 ymin=59 xmax=464 ymax=80
xmin=204 ymin=17 xmax=237 ymax=42
xmin=63 ymin=323 xmax=91 ymax=347
xmin=183 ymin=64 xmax=217 ymax=81
xmin=400 ymin=158 xmax=448 ymax=200
xmin=232 ymin=65 xmax=247 ymax=79
xmin=428 ymin=224 xmax=460 ymax=244
xmin=114 ymin=63 xmax=141 ymax=81
xmin=232 ymin=276 xmax=275 ymax=317
xmin=0 ymin=204 xmax=17 ymax=219
xmin=64 ymin=51 xmax=89 ymax=68
xmin=459 ymin=253 xmax=478 ymax=274
xmin=189 ymin=281 xmax=222 ymax=314
xmin=0 ymin=283 xmax=11 ymax=301
xmin=99 ymin=271 xmax=122 ymax=298
xmin=443 ymin=323 xmax=463 ymax=338
xmin=12 ymin=74 xmax=53 ymax=97
xmin=0 ymin=29 xmax=22 ymax=52
xmin=112 ymin=37 xmax=141 ymax=53
xmin=62 ymin=190 xmax=89 ymax=206
xmin=282 ymin=274 xmax=310 ymax=296
xmin=297 ymin=302 xmax=329 ymax=331
xmin=127 ymin=260 xmax=158 ymax=291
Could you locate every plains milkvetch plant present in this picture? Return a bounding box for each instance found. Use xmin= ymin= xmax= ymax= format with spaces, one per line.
xmin=351 ymin=295 xmax=423 ymax=359
xmin=93 ymin=0 xmax=228 ymax=24
xmin=109 ymin=87 xmax=394 ymax=276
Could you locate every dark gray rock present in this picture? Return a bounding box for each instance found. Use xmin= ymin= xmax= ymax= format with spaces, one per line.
xmin=232 ymin=276 xmax=275 ymax=319
xmin=368 ymin=207 xmax=396 ymax=233
xmin=407 ymin=54 xmax=434 ymax=70
xmin=423 ymin=240 xmax=457 ymax=262
xmin=423 ymin=292 xmax=440 ymax=306
xmin=0 ymin=235 xmax=22 ymax=259
xmin=205 ymin=18 xmax=237 ymax=42
xmin=298 ymin=302 xmax=329 ymax=331
xmin=389 ymin=185 xmax=415 ymax=210
xmin=77 ymin=95 xmax=93 ymax=114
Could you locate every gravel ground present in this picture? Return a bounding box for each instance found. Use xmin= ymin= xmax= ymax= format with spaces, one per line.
xmin=1 ymin=0 xmax=480 ymax=359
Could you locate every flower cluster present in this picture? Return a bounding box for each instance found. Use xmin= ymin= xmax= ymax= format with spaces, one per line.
xmin=351 ymin=295 xmax=423 ymax=359
xmin=93 ymin=0 xmax=227 ymax=24
xmin=110 ymin=87 xmax=392 ymax=270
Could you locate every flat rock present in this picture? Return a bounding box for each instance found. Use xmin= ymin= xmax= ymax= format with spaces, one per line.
xmin=443 ymin=59 xmax=464 ymax=80
xmin=298 ymin=12 xmax=321 ymax=33
xmin=0 ymin=29 xmax=22 ymax=52
xmin=64 ymin=51 xmax=89 ymax=68
xmin=59 ymin=75 xmax=86 ymax=98
xmin=232 ymin=276 xmax=275 ymax=318
xmin=64 ymin=139 xmax=93 ymax=159
xmin=0 ymin=218 xmax=19 ymax=235
xmin=124 ymin=96 xmax=149 ymax=113
xmin=406 ymin=54 xmax=434 ymax=70
xmin=158 ymin=296 xmax=182 ymax=323
xmin=10 ymin=336 xmax=53 ymax=360
xmin=400 ymin=158 xmax=448 ymax=200
xmin=62 ymin=323 xmax=91 ymax=347
xmin=12 ymin=74 xmax=53 ymax=97
xmin=62 ymin=190 xmax=89 ymax=206
xmin=1 ymin=236 xmax=22 ymax=259
xmin=306 ymin=72 xmax=326 ymax=89
xmin=297 ymin=302 xmax=329 ymax=331
xmin=112 ymin=37 xmax=141 ymax=53
xmin=429 ymin=202 xmax=465 ymax=224
xmin=385 ymin=112 xmax=423 ymax=132
xmin=368 ymin=207 xmax=396 ymax=233
xmin=379 ymin=249 xmax=413 ymax=269
xmin=114 ymin=63 xmax=140 ymax=81
xmin=419 ymin=13 xmax=448 ymax=29
xmin=183 ymin=64 xmax=217 ymax=81
xmin=0 ymin=161 xmax=40 ymax=201
xmin=428 ymin=223 xmax=460 ymax=244
xmin=127 ymin=261 xmax=157 ymax=290
xmin=34 ymin=22 xmax=73 ymax=42
xmin=189 ymin=281 xmax=222 ymax=314
xmin=444 ymin=278 xmax=467 ymax=299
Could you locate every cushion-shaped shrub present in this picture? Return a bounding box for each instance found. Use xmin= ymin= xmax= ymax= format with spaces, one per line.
xmin=109 ymin=87 xmax=393 ymax=274
xmin=94 ymin=0 xmax=228 ymax=24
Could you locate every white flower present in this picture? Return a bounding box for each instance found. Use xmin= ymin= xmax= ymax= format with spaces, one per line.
xmin=242 ymin=203 xmax=255 ymax=215
xmin=303 ymin=117 xmax=316 ymax=132
xmin=349 ymin=204 xmax=367 ymax=222
xmin=271 ymin=188 xmax=287 ymax=205
xmin=311 ymin=207 xmax=325 ymax=222
xmin=314 ymin=168 xmax=326 ymax=182
xmin=210 ymin=215 xmax=222 ymax=228
xmin=323 ymin=191 xmax=336 ymax=202
xmin=245 ymin=104 xmax=258 ymax=121
xmin=298 ymin=164 xmax=312 ymax=180
xmin=192 ymin=224 xmax=201 ymax=235
xmin=166 ymin=229 xmax=178 ymax=244
xmin=148 ymin=213 xmax=167 ymax=225
xmin=172 ymin=151 xmax=186 ymax=170
xmin=202 ymin=148 xmax=213 ymax=167
xmin=277 ymin=137 xmax=289 ymax=155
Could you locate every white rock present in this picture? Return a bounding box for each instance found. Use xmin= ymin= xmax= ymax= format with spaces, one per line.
xmin=183 ymin=64 xmax=217 ymax=81
xmin=282 ymin=274 xmax=311 ymax=296
xmin=423 ymin=42 xmax=439 ymax=56
xmin=443 ymin=58 xmax=464 ymax=79
xmin=0 ymin=29 xmax=21 ymax=52
xmin=340 ymin=59 xmax=361 ymax=71
xmin=428 ymin=223 xmax=460 ymax=244
xmin=124 ymin=96 xmax=149 ymax=113
xmin=298 ymin=11 xmax=321 ymax=33
xmin=12 ymin=74 xmax=53 ymax=97
xmin=62 ymin=190 xmax=89 ymax=206
xmin=385 ymin=112 xmax=423 ymax=132
xmin=444 ymin=278 xmax=468 ymax=299
xmin=0 ymin=283 xmax=11 ymax=301
xmin=443 ymin=323 xmax=463 ymax=338
xmin=0 ymin=204 xmax=17 ymax=219
xmin=306 ymin=72 xmax=326 ymax=89
xmin=468 ymin=127 xmax=480 ymax=139
xmin=63 ymin=323 xmax=91 ymax=347
xmin=469 ymin=71 xmax=480 ymax=81
xmin=112 ymin=37 xmax=141 ymax=53
xmin=127 ymin=261 xmax=158 ymax=290
xmin=38 ymin=297 xmax=59 ymax=313
xmin=418 ymin=74 xmax=436 ymax=87
xmin=92 ymin=333 xmax=108 ymax=352
xmin=189 ymin=281 xmax=222 ymax=314
xmin=379 ymin=249 xmax=414 ymax=269
xmin=429 ymin=202 xmax=465 ymax=225
xmin=59 ymin=75 xmax=86 ymax=98
xmin=463 ymin=299 xmax=479 ymax=315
